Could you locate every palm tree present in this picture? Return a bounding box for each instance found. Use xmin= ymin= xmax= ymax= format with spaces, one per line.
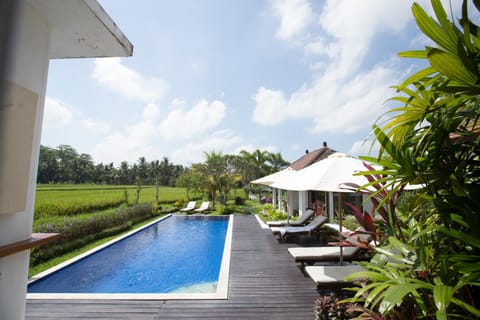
xmin=239 ymin=149 xmax=271 ymax=181
xmin=239 ymin=149 xmax=278 ymax=202
xmin=267 ymin=152 xmax=289 ymax=171
xmin=137 ymin=156 xmax=147 ymax=184
xmin=202 ymin=151 xmax=227 ymax=207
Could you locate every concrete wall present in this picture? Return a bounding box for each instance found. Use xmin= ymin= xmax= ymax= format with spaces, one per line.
xmin=0 ymin=3 xmax=50 ymax=319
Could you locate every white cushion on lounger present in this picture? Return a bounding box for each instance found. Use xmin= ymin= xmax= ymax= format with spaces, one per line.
xmin=304 ymin=264 xmax=364 ymax=284
xmin=288 ymin=246 xmax=360 ymax=260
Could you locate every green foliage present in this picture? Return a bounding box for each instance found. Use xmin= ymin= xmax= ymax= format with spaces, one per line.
xmin=134 ymin=176 xmax=142 ymax=204
xmin=344 ymin=1 xmax=480 ymax=318
xmin=261 ymin=204 xmax=288 ymax=221
xmin=37 ymin=145 xmax=186 ymax=185
xmin=238 ymin=149 xmax=290 ymax=202
xmin=314 ymin=293 xmax=362 ymax=320
xmin=31 ymin=204 xmax=155 ymax=265
xmin=123 ymin=187 xmax=129 ymax=205
xmin=342 ymin=214 xmax=361 ymax=232
xmin=175 ymin=199 xmax=184 ymax=208
xmin=34 ymin=184 xmax=187 ymax=218
xmin=215 ymin=205 xmax=235 ymax=215
xmin=34 ymin=187 xmax=125 ymax=218
xmin=234 ymin=196 xmax=245 ymax=205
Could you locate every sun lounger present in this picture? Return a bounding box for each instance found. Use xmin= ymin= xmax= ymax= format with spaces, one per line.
xmin=179 ymin=201 xmax=196 ymax=212
xmin=304 ymin=264 xmax=364 ymax=290
xmin=288 ymin=229 xmax=373 ymax=267
xmin=288 ymin=246 xmax=363 ymax=267
xmin=270 ymin=215 xmax=328 ymax=240
xmin=194 ymin=201 xmax=210 ymax=212
xmin=266 ymin=209 xmax=314 ymax=227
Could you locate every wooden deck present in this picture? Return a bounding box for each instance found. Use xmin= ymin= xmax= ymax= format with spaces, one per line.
xmin=25 ymin=215 xmax=320 ymax=319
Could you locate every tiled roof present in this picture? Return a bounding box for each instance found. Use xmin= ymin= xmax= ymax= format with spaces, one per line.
xmin=288 ymin=146 xmax=337 ymax=170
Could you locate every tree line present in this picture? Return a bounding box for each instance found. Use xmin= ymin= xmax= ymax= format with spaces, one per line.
xmin=37 ymin=145 xmax=185 ymax=186
xmin=37 ymin=145 xmax=290 ymax=204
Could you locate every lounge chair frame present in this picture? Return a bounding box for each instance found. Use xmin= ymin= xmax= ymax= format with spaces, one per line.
xmin=270 ymin=215 xmax=328 ymax=240
xmin=194 ymin=201 xmax=210 ymax=213
xmin=179 ymin=201 xmax=196 ymax=212
xmin=266 ymin=209 xmax=314 ymax=227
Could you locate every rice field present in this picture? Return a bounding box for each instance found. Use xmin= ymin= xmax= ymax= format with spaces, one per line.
xmin=34 ymin=184 xmax=188 ymax=220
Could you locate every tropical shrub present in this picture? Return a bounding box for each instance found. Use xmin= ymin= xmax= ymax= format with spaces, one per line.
xmin=314 ymin=293 xmax=362 ymax=320
xmin=175 ymin=199 xmax=184 ymax=208
xmin=216 ymin=205 xmax=235 ymax=215
xmin=342 ymin=1 xmax=480 ymax=319
xmin=234 ymin=196 xmax=245 ymax=205
xmin=261 ymin=204 xmax=288 ymax=221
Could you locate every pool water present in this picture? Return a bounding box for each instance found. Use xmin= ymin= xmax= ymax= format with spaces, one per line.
xmin=28 ymin=215 xmax=229 ymax=294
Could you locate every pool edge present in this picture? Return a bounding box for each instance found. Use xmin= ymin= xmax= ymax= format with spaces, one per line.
xmin=215 ymin=214 xmax=233 ymax=299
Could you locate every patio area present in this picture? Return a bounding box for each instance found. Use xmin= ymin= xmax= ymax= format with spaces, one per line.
xmin=26 ymin=215 xmax=321 ymax=319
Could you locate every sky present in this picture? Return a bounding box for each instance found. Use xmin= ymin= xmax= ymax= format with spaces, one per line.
xmin=40 ymin=0 xmax=462 ymax=166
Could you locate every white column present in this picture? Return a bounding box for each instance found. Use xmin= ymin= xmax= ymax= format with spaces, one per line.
xmin=272 ymin=188 xmax=277 ymax=210
xmin=328 ymin=192 xmax=335 ymax=221
xmin=285 ymin=191 xmax=293 ymax=217
xmin=298 ymin=190 xmax=308 ymax=216
xmin=0 ymin=4 xmax=50 ymax=319
xmin=277 ymin=189 xmax=283 ymax=212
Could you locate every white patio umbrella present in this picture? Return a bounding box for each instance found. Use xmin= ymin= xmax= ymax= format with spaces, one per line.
xmin=250 ymin=167 xmax=297 ymax=186
xmin=271 ymin=153 xmax=374 ymax=264
xmin=271 ymin=153 xmax=372 ymax=192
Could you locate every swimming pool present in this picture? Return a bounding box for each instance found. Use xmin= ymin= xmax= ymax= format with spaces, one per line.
xmin=27 ymin=214 xmax=233 ymax=299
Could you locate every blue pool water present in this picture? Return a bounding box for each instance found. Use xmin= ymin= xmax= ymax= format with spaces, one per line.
xmin=28 ymin=215 xmax=229 ymax=294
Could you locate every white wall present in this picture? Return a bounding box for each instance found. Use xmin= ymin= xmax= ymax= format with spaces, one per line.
xmin=0 ymin=3 xmax=50 ymax=319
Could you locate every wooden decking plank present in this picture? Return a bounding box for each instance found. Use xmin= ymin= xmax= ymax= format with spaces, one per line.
xmin=26 ymin=214 xmax=320 ymax=319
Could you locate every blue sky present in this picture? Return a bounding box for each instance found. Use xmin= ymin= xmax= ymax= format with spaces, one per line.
xmin=41 ymin=0 xmax=458 ymax=166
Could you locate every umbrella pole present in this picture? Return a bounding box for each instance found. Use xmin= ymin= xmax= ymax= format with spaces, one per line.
xmin=338 ymin=192 xmax=343 ymax=266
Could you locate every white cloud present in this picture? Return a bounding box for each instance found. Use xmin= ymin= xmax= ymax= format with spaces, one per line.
xmin=158 ymin=99 xmax=226 ymax=140
xmin=349 ymin=139 xmax=379 ymax=158
xmin=89 ymin=104 xmax=161 ymax=164
xmin=91 ymin=131 xmax=160 ymax=165
xmin=171 ymin=130 xmax=241 ymax=165
xmin=272 ymin=0 xmax=314 ymax=42
xmin=43 ymin=96 xmax=73 ymax=128
xmin=255 ymin=0 xmax=412 ymax=134
xmin=253 ymin=66 xmax=396 ymax=133
xmin=252 ymin=87 xmax=289 ymax=125
xmin=142 ymin=103 xmax=161 ymax=120
xmin=89 ymin=98 xmax=230 ymax=165
xmin=317 ymin=0 xmax=412 ymax=77
xmin=308 ymin=66 xmax=396 ymax=134
xmin=92 ymin=57 xmax=168 ymax=103
xmin=82 ymin=118 xmax=111 ymax=135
